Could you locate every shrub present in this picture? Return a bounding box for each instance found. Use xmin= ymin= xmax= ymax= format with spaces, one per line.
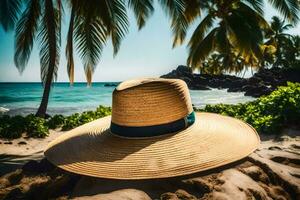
xmin=198 ymin=82 xmax=300 ymax=134
xmin=62 ymin=113 xmax=82 ymax=131
xmin=46 ymin=114 xmax=65 ymax=129
xmin=62 ymin=106 xmax=112 ymax=131
xmin=25 ymin=115 xmax=49 ymax=138
xmin=0 ymin=115 xmax=26 ymax=139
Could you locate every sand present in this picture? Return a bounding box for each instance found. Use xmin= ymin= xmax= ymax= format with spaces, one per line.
xmin=0 ymin=130 xmax=62 ymax=176
xmin=0 ymin=128 xmax=299 ymax=199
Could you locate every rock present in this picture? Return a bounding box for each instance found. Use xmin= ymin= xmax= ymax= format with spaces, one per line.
xmin=179 ymin=76 xmax=193 ymax=87
xmin=73 ymin=189 xmax=152 ymax=200
xmin=175 ymin=189 xmax=197 ymax=200
xmin=176 ymin=65 xmax=193 ymax=77
xmin=3 ymin=187 xmax=24 ymax=199
xmin=247 ymin=76 xmax=263 ymax=85
xmin=22 ymin=160 xmax=40 ymax=172
xmin=18 ymin=141 xmax=27 ymax=145
xmin=22 ymin=158 xmax=55 ymax=173
xmin=161 ymin=65 xmax=300 ymax=98
xmin=227 ymin=87 xmax=243 ymax=92
xmin=244 ymin=85 xmax=272 ymax=97
xmin=161 ymin=65 xmax=193 ymax=79
xmin=104 ymin=83 xmax=118 ymax=87
xmin=193 ymin=75 xmax=209 ymax=85
xmin=4 ymin=141 xmax=13 ymax=144
xmin=38 ymin=158 xmax=56 ymax=173
xmin=161 ymin=192 xmax=179 ymax=200
xmin=189 ymin=84 xmax=211 ymax=90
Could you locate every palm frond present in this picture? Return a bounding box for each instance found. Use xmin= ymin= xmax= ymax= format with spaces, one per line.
xmin=0 ymin=0 xmax=22 ymax=31
xmin=225 ymin=5 xmax=264 ymax=59
xmin=267 ymin=0 xmax=300 ymax=24
xmin=188 ymin=13 xmax=214 ymax=50
xmin=105 ymin=0 xmax=129 ymax=56
xmin=14 ymin=0 xmax=41 ymax=73
xmin=159 ymin=0 xmax=189 ymax=47
xmin=55 ymin=0 xmax=63 ymax=43
xmin=66 ymin=8 xmax=75 ymax=85
xmin=214 ymin=23 xmax=232 ymax=66
xmin=183 ymin=0 xmax=201 ymax=23
xmin=187 ymin=27 xmax=218 ymax=68
xmin=38 ymin=0 xmax=61 ymax=84
xmin=238 ymin=2 xmax=270 ymax=30
xmin=74 ymin=14 xmax=107 ymax=85
xmin=242 ymin=0 xmax=264 ymax=15
xmin=128 ymin=0 xmax=154 ymax=29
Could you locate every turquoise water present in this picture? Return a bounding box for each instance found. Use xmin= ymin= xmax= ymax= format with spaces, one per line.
xmin=0 ymin=82 xmax=255 ymax=116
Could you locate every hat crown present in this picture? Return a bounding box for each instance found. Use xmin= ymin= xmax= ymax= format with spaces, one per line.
xmin=111 ymin=78 xmax=193 ymax=126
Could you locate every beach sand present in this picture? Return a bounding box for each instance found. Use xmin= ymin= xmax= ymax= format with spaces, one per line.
xmin=0 ymin=129 xmax=299 ymax=199
xmin=0 ymin=130 xmax=62 ymax=176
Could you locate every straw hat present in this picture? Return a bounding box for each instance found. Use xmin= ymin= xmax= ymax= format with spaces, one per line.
xmin=45 ymin=78 xmax=260 ymax=179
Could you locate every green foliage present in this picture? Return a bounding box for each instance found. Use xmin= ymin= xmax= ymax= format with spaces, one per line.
xmin=0 ymin=115 xmax=26 ymax=139
xmin=62 ymin=106 xmax=112 ymax=131
xmin=0 ymin=114 xmax=49 ymax=138
xmin=25 ymin=114 xmax=49 ymax=138
xmin=0 ymin=106 xmax=112 ymax=139
xmin=1 ymin=83 xmax=299 ymax=139
xmin=46 ymin=114 xmax=65 ymax=129
xmin=197 ymin=82 xmax=300 ymax=134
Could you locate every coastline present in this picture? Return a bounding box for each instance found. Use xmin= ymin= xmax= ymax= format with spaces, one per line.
xmin=0 ymin=85 xmax=254 ymax=116
xmin=0 ymin=78 xmax=299 ymax=199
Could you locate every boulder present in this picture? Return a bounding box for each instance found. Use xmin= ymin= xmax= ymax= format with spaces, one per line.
xmin=227 ymin=87 xmax=243 ymax=93
xmin=161 ymin=65 xmax=300 ymax=98
xmin=244 ymin=85 xmax=272 ymax=97
xmin=176 ymin=65 xmax=193 ymax=78
xmin=104 ymin=83 xmax=118 ymax=87
xmin=189 ymin=84 xmax=210 ymax=90
xmin=22 ymin=158 xmax=55 ymax=173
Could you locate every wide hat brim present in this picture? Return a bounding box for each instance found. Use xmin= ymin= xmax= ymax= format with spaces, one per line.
xmin=44 ymin=112 xmax=260 ymax=180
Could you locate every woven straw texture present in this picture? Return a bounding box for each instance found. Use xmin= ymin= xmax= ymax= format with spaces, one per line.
xmin=112 ymin=78 xmax=193 ymax=126
xmin=44 ymin=78 xmax=260 ymax=179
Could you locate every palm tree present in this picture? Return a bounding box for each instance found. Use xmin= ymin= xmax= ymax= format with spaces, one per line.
xmin=10 ymin=0 xmax=62 ymax=118
xmin=187 ymin=1 xmax=270 ymax=70
xmin=1 ymin=0 xmax=187 ymax=116
xmin=278 ymin=35 xmax=300 ymax=69
xmin=168 ymin=0 xmax=299 ymax=72
xmin=0 ymin=0 xmax=22 ymax=31
xmin=1 ymin=0 xmax=132 ymax=116
xmin=265 ymin=16 xmax=293 ymax=67
xmin=65 ymin=0 xmax=189 ymax=85
xmin=65 ymin=0 xmax=130 ymax=86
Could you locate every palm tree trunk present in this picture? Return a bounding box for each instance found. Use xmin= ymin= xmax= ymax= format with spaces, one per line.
xmin=36 ymin=0 xmax=57 ymax=118
xmin=36 ymin=75 xmax=53 ymax=118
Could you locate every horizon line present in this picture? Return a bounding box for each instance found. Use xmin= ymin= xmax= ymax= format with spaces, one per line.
xmin=0 ymin=81 xmax=121 ymax=83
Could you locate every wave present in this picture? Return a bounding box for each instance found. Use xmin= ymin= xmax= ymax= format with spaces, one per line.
xmin=0 ymin=96 xmax=39 ymax=103
xmin=0 ymin=107 xmax=10 ymax=113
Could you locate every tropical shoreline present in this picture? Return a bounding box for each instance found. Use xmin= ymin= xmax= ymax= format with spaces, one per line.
xmin=0 ymin=82 xmax=299 ymax=199
xmin=0 ymin=83 xmax=255 ymax=116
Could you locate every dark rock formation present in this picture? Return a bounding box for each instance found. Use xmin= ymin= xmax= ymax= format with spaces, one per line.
xmin=104 ymin=83 xmax=118 ymax=87
xmin=161 ymin=66 xmax=300 ymax=97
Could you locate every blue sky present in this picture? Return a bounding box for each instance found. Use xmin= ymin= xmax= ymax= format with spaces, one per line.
xmin=0 ymin=2 xmax=299 ymax=82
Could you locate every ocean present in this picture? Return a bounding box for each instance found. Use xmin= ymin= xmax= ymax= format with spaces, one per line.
xmin=0 ymin=82 xmax=255 ymax=116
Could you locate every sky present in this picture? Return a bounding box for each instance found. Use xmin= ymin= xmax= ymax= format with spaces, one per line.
xmin=0 ymin=2 xmax=299 ymax=82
